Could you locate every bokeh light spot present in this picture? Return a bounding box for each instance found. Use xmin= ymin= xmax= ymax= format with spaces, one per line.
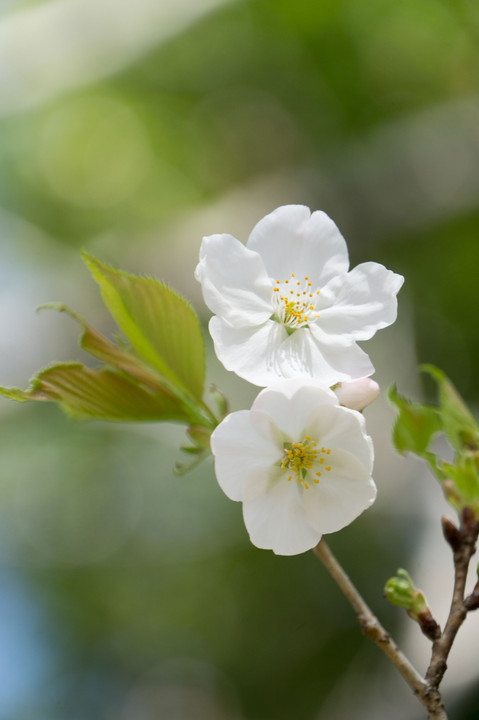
xmin=37 ymin=94 xmax=152 ymax=208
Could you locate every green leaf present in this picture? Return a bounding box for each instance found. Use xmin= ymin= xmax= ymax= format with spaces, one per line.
xmin=421 ymin=365 xmax=479 ymax=451
xmin=42 ymin=304 xmax=173 ymax=394
xmin=389 ymin=384 xmax=442 ymax=456
xmin=0 ymin=258 xmax=218 ymax=430
xmin=442 ymin=454 xmax=479 ymax=510
xmin=82 ymin=252 xmax=205 ymax=402
xmin=0 ymin=362 xmax=194 ymax=422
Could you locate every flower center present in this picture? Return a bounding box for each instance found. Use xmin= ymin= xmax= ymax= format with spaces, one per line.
xmin=272 ymin=273 xmax=320 ymax=330
xmin=281 ymin=436 xmax=331 ymax=490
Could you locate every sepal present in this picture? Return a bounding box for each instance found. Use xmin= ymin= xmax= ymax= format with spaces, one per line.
xmin=174 ymin=425 xmax=213 ymax=475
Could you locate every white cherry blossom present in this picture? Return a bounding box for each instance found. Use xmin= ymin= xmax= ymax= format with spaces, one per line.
xmin=195 ymin=205 xmax=404 ymax=387
xmin=210 ymin=379 xmax=376 ymax=555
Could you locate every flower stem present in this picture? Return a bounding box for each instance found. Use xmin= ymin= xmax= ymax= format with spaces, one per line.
xmin=313 ymin=539 xmax=447 ymax=719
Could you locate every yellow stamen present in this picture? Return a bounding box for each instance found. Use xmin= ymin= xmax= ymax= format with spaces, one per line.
xmin=281 ymin=439 xmax=332 ymax=488
xmin=272 ymin=273 xmax=321 ymax=328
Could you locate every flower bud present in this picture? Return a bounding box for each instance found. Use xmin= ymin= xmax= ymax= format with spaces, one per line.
xmin=384 ymin=569 xmax=422 ymax=612
xmin=384 ymin=569 xmax=440 ymax=639
xmin=441 ymin=515 xmax=462 ymax=551
xmin=334 ymin=378 xmax=380 ymax=411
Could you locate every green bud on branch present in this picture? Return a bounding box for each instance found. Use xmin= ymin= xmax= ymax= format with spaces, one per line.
xmin=384 ymin=569 xmax=441 ymax=641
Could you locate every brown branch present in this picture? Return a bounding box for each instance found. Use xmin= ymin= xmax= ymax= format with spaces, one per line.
xmin=314 ymin=509 xmax=479 ymax=719
xmin=425 ymin=512 xmax=479 ymax=689
xmin=313 ymin=539 xmax=447 ymax=719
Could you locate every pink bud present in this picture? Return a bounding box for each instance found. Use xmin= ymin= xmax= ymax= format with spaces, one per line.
xmin=334 ymin=378 xmax=380 ymax=411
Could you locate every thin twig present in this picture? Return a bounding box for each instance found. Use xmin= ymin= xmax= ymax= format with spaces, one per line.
xmin=426 ymin=513 xmax=479 ymax=688
xmin=313 ymin=539 xmax=447 ymax=719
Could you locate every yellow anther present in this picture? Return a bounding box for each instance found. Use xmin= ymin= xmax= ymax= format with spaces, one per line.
xmin=271 ymin=274 xmax=321 ymax=328
xmin=325 ymin=466 xmax=331 ymax=471
xmin=314 ymin=479 xmax=319 ymax=484
xmin=319 ymin=458 xmax=324 ymax=464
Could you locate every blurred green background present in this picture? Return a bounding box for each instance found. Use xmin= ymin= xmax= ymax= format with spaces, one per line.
xmin=0 ymin=0 xmax=478 ymax=718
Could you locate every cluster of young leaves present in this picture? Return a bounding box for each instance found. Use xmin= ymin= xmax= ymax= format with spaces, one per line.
xmin=389 ymin=365 xmax=479 ymax=518
xmin=0 ymin=254 xmax=219 ymax=467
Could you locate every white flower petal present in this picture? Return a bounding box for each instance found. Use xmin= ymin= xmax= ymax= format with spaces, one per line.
xmin=288 ymin=326 xmax=375 ymax=385
xmin=251 ymin=380 xmax=338 ymax=439
xmin=209 ymin=316 xmax=288 ymax=386
xmin=243 ymin=478 xmax=321 ymax=555
xmin=195 ymin=233 xmax=272 ymax=327
xmin=318 ymin=262 xmax=404 ymax=341
xmin=303 ymin=449 xmax=377 ymax=535
xmin=211 ymin=411 xmax=282 ymax=502
xmin=210 ymin=313 xmax=374 ymax=388
xmin=247 ymin=205 xmax=349 ymax=285
xmin=305 ymin=404 xmax=374 ymax=473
